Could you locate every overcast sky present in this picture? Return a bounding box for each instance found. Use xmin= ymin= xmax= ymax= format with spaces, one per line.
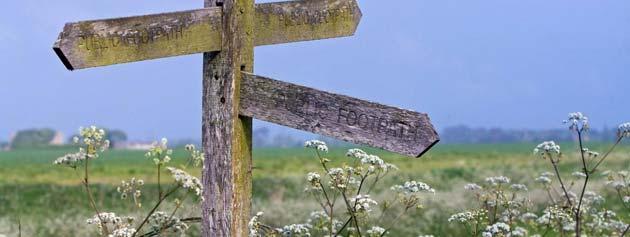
xmin=1 ymin=0 xmax=628 ymax=141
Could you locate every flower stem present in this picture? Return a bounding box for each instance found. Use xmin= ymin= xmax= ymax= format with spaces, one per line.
xmin=84 ymin=154 xmax=109 ymax=236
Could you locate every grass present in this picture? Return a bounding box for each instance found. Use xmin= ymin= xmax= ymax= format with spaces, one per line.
xmin=0 ymin=142 xmax=628 ymax=236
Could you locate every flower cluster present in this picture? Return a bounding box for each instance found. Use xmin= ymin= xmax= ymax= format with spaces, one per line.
xmin=351 ymin=194 xmax=378 ymax=213
xmin=117 ymin=177 xmax=144 ymax=208
xmin=346 ymin=148 xmax=397 ymax=173
xmin=535 ymin=172 xmax=554 ymax=186
xmin=464 ymin=183 xmax=483 ymax=191
xmin=53 ymin=151 xmax=86 ymax=169
xmin=307 ymin=211 xmax=343 ymax=234
xmin=484 ymin=176 xmax=510 ymax=186
xmin=304 ymin=140 xmax=328 ymax=153
xmin=184 ymin=144 xmax=205 ymax=167
xmin=145 ymin=138 xmax=173 ymax=165
xmin=276 ymin=223 xmax=312 ymax=237
xmin=447 ymin=209 xmax=487 ymax=224
xmin=305 ymin=172 xmax=322 ymax=191
xmin=391 ymin=181 xmax=435 ymax=194
xmin=86 ymin=212 xmax=134 ymax=236
xmin=248 ymin=212 xmax=265 ymax=237
xmin=147 ymin=211 xmax=189 ymax=234
xmin=76 ymin=126 xmax=110 ymax=156
xmin=533 ymin=141 xmax=561 ymax=159
xmin=564 ymin=112 xmax=589 ymax=131
xmin=618 ymin=122 xmax=630 ymax=138
xmin=481 ymin=222 xmax=510 ymax=237
xmin=166 ymin=167 xmax=203 ymax=200
xmin=366 ymin=226 xmax=386 ymax=237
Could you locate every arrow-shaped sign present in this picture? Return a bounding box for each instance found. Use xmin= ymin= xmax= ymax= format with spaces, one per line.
xmin=53 ymin=0 xmax=361 ymax=70
xmin=239 ymin=73 xmax=440 ymax=157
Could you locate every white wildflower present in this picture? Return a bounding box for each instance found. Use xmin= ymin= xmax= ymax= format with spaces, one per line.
xmin=53 ymin=151 xmax=86 ymax=169
xmin=276 ymin=223 xmax=312 ymax=237
xmin=481 ymin=222 xmax=510 ymax=237
xmin=145 ymin=138 xmax=173 ymax=165
xmin=185 ymin=144 xmax=204 ymax=167
xmin=248 ymin=212 xmax=264 ymax=237
xmin=534 ymin=141 xmax=561 ymax=158
xmin=391 ymin=181 xmax=435 ymax=194
xmin=510 ymin=227 xmax=528 ymax=237
xmin=485 ymin=176 xmax=510 ymax=186
xmin=464 ymin=183 xmax=482 ymax=191
xmin=564 ymin=112 xmax=589 ymax=131
xmin=535 ymin=176 xmax=552 ymax=185
xmin=572 ymin=171 xmax=587 ymax=179
xmin=305 ymin=140 xmax=328 ymax=153
xmin=109 ymin=227 xmax=136 ymax=237
xmin=448 ymin=210 xmax=486 ymax=224
xmin=351 ymin=195 xmax=378 ymax=213
xmin=617 ymin=122 xmax=630 ymax=138
xmin=510 ymin=184 xmax=528 ymax=192
xmin=166 ymin=167 xmax=203 ymax=200
xmin=147 ymin=211 xmax=189 ymax=234
xmin=366 ymin=226 xmax=386 ymax=237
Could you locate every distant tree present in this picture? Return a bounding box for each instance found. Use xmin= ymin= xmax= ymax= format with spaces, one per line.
xmin=10 ymin=128 xmax=56 ymax=149
xmin=107 ymin=129 xmax=128 ymax=148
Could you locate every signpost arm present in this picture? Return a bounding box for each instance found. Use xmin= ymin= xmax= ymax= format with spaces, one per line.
xmin=202 ymin=0 xmax=254 ymax=236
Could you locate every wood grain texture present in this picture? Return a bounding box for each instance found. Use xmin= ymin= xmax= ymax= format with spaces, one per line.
xmin=240 ymin=73 xmax=440 ymax=157
xmin=254 ymin=0 xmax=361 ymax=47
xmin=201 ymin=0 xmax=253 ymax=236
xmin=53 ymin=8 xmax=223 ymax=70
xmin=53 ymin=0 xmax=361 ymax=70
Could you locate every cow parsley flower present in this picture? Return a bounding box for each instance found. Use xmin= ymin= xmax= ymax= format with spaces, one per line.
xmin=87 ymin=212 xmax=134 ymax=236
xmin=305 ymin=172 xmax=322 ymax=191
xmin=448 ymin=209 xmax=487 ymax=224
xmin=351 ymin=195 xmax=378 ymax=213
xmin=510 ymin=184 xmax=528 ymax=192
xmin=166 ymin=167 xmax=203 ymax=200
xmin=572 ymin=171 xmax=587 ymax=179
xmin=53 ymin=151 xmax=86 ymax=169
xmin=185 ymin=144 xmax=205 ymax=167
xmin=248 ymin=212 xmax=265 ymax=237
xmin=148 ymin=211 xmax=189 ymax=234
xmin=534 ymin=141 xmax=561 ymax=159
xmin=346 ymin=148 xmax=396 ymax=172
xmin=145 ymin=138 xmax=172 ymax=165
xmin=276 ymin=223 xmax=312 ymax=237
xmin=485 ymin=176 xmax=510 ymax=186
xmin=464 ymin=183 xmax=482 ymax=191
xmin=391 ymin=181 xmax=435 ymax=194
xmin=520 ymin=212 xmax=538 ymax=222
xmin=78 ymin=126 xmax=110 ymax=155
xmin=564 ymin=112 xmax=589 ymax=131
xmin=617 ymin=122 xmax=630 ymax=138
xmin=109 ymin=227 xmax=136 ymax=237
xmin=510 ymin=227 xmax=528 ymax=237
xmin=117 ymin=177 xmax=144 ymax=207
xmin=366 ymin=226 xmax=386 ymax=237
xmin=304 ymin=140 xmax=328 ymax=153
xmin=481 ymin=222 xmax=510 ymax=237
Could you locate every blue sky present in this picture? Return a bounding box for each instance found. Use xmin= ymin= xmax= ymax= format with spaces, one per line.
xmin=1 ymin=0 xmax=629 ymax=141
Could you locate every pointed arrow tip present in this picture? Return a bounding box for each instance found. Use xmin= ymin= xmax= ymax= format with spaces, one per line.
xmin=53 ymin=34 xmax=75 ymax=71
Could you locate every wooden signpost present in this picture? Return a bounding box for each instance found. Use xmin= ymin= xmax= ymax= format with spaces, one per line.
xmin=52 ymin=0 xmax=439 ymax=236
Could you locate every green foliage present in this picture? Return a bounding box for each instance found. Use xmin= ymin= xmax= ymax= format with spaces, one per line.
xmin=10 ymin=128 xmax=57 ymax=149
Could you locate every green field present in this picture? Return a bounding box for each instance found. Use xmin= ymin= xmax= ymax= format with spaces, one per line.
xmin=0 ymin=143 xmax=628 ymax=236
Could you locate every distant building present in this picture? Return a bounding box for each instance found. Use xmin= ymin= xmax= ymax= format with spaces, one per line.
xmin=114 ymin=141 xmax=153 ymax=150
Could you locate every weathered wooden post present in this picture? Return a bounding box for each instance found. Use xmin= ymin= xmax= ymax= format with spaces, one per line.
xmin=202 ymin=0 xmax=254 ymax=235
xmin=52 ymin=0 xmax=439 ymax=235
